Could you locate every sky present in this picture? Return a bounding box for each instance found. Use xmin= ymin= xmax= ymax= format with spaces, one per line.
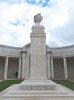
xmin=0 ymin=0 xmax=74 ymax=47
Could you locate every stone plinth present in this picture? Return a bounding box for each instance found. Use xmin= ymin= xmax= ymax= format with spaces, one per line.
xmin=32 ymin=25 xmax=44 ymax=33
xmin=19 ymin=80 xmax=57 ymax=90
xmin=30 ymin=24 xmax=47 ymax=80
xmin=0 ymin=80 xmax=74 ymax=100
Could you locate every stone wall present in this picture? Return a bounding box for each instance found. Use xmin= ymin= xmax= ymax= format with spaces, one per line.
xmin=53 ymin=58 xmax=65 ymax=80
xmin=7 ymin=58 xmax=19 ymax=79
xmin=67 ymin=57 xmax=74 ymax=80
xmin=0 ymin=57 xmax=5 ymax=79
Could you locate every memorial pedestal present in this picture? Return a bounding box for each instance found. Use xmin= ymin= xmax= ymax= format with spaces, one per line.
xmin=0 ymin=80 xmax=74 ymax=100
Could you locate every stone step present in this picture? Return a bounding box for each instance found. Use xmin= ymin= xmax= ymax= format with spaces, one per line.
xmin=19 ymin=80 xmax=57 ymax=90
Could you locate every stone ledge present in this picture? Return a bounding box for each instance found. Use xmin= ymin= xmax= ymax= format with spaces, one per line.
xmin=19 ymin=80 xmax=57 ymax=90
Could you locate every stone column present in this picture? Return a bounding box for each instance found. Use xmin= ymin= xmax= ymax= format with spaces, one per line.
xmin=4 ymin=57 xmax=9 ymax=79
xmin=63 ymin=57 xmax=68 ymax=80
xmin=18 ymin=57 xmax=21 ymax=78
xmin=47 ymin=53 xmax=51 ymax=79
xmin=51 ymin=58 xmax=54 ymax=79
xmin=21 ymin=51 xmax=27 ymax=79
xmin=25 ymin=54 xmax=30 ymax=79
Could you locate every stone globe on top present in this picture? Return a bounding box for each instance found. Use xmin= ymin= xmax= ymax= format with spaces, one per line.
xmin=34 ymin=13 xmax=43 ymax=25
xmin=32 ymin=13 xmax=44 ymax=33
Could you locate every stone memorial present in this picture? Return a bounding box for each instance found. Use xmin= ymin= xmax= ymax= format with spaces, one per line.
xmin=0 ymin=13 xmax=74 ymax=100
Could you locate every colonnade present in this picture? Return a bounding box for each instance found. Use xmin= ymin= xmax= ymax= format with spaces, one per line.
xmin=3 ymin=56 xmax=21 ymax=79
xmin=0 ymin=53 xmax=72 ymax=80
xmin=47 ymin=53 xmax=68 ymax=80
xmin=0 ymin=51 xmax=27 ymax=80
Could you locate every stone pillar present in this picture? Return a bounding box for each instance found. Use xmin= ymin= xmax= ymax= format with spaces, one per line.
xmin=25 ymin=54 xmax=30 ymax=79
xmin=30 ymin=25 xmax=46 ymax=80
xmin=4 ymin=57 xmax=9 ymax=79
xmin=51 ymin=58 xmax=54 ymax=79
xmin=21 ymin=51 xmax=27 ymax=79
xmin=18 ymin=57 xmax=21 ymax=78
xmin=63 ymin=57 xmax=68 ymax=80
xmin=47 ymin=53 xmax=51 ymax=79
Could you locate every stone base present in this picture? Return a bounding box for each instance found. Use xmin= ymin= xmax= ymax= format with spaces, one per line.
xmin=19 ymin=80 xmax=57 ymax=90
xmin=0 ymin=80 xmax=74 ymax=100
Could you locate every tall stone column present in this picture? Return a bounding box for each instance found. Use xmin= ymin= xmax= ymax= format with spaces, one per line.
xmin=30 ymin=14 xmax=47 ymax=80
xmin=21 ymin=51 xmax=27 ymax=79
xmin=47 ymin=52 xmax=51 ymax=79
xmin=4 ymin=57 xmax=9 ymax=79
xmin=25 ymin=54 xmax=30 ymax=79
xmin=63 ymin=57 xmax=68 ymax=80
xmin=18 ymin=57 xmax=21 ymax=78
xmin=51 ymin=58 xmax=54 ymax=79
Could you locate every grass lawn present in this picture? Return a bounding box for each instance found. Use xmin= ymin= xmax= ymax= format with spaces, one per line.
xmin=53 ymin=80 xmax=74 ymax=90
xmin=0 ymin=80 xmax=74 ymax=92
xmin=0 ymin=79 xmax=23 ymax=92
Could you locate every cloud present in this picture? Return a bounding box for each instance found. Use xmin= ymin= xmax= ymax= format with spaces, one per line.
xmin=0 ymin=0 xmax=74 ymax=47
xmin=0 ymin=26 xmax=13 ymax=45
xmin=0 ymin=0 xmax=50 ymax=7
xmin=0 ymin=1 xmax=50 ymax=47
xmin=48 ymin=0 xmax=74 ymax=47
xmin=26 ymin=0 xmax=50 ymax=6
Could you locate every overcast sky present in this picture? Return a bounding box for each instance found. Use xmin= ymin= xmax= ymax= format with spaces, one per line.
xmin=0 ymin=0 xmax=74 ymax=47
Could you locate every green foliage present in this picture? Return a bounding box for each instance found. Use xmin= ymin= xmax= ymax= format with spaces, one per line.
xmin=0 ymin=80 xmax=23 ymax=92
xmin=53 ymin=80 xmax=74 ymax=90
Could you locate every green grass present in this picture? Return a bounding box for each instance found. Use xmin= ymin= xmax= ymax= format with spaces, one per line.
xmin=53 ymin=80 xmax=74 ymax=90
xmin=0 ymin=79 xmax=23 ymax=92
xmin=0 ymin=80 xmax=74 ymax=92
